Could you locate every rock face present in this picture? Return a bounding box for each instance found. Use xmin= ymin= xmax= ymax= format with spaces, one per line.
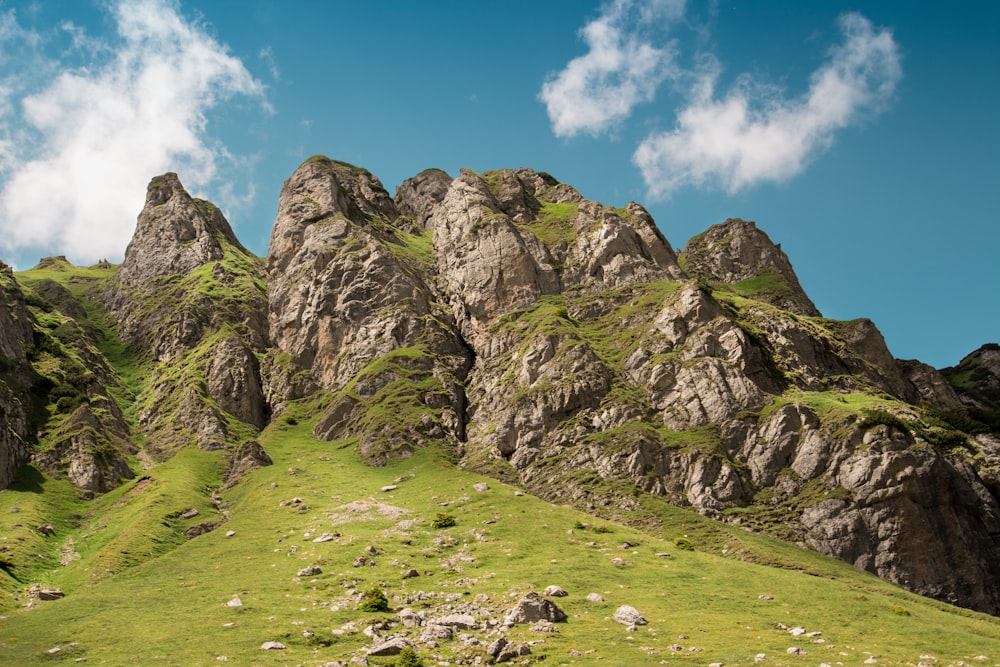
xmin=942 ymin=344 xmax=1000 ymax=414
xmin=2 ymin=157 xmax=999 ymax=615
xmin=0 ymin=260 xmax=135 ymax=492
xmin=682 ymin=218 xmax=819 ymax=316
xmin=0 ymin=262 xmax=33 ymax=488
xmin=265 ymin=156 xmax=469 ymax=464
xmin=105 ymin=173 xmax=269 ymax=456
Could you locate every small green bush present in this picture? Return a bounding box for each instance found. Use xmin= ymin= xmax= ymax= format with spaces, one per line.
xmin=432 ymin=512 xmax=456 ymax=529
xmin=892 ymin=606 xmax=911 ymax=616
xmin=861 ymin=408 xmax=909 ymax=432
xmin=396 ymin=647 xmax=425 ymax=667
xmin=674 ymin=537 xmax=694 ymax=551
xmin=359 ymin=586 xmax=390 ymax=612
xmin=592 ymin=525 xmax=612 ymax=534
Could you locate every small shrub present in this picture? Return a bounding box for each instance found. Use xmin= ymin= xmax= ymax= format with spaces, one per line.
xmin=861 ymin=408 xmax=909 ymax=432
xmin=283 ymin=415 xmax=298 ymax=426
xmin=432 ymin=512 xmax=456 ymax=529
xmin=396 ymin=647 xmax=426 ymax=667
xmin=592 ymin=525 xmax=612 ymax=534
xmin=359 ymin=586 xmax=390 ymax=612
xmin=674 ymin=537 xmax=694 ymax=551
xmin=572 ymin=520 xmax=586 ymax=530
xmin=892 ymin=606 xmax=911 ymax=616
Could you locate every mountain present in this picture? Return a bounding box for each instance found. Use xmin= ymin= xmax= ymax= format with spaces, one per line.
xmin=0 ymin=157 xmax=999 ymax=664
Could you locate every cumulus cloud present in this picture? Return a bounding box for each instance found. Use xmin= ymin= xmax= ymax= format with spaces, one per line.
xmin=540 ymin=0 xmax=685 ymax=137
xmin=633 ymin=12 xmax=902 ymax=198
xmin=0 ymin=0 xmax=265 ymax=264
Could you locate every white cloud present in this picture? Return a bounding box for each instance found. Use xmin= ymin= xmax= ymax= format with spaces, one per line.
xmin=0 ymin=0 xmax=265 ymax=264
xmin=633 ymin=12 xmax=902 ymax=198
xmin=539 ymin=0 xmax=685 ymax=137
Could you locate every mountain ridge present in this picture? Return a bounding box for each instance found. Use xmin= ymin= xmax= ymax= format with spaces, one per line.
xmin=1 ymin=157 xmax=999 ymax=634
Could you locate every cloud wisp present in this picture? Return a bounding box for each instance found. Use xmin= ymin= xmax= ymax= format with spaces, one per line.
xmin=542 ymin=4 xmax=901 ymax=199
xmin=0 ymin=0 xmax=265 ymax=264
xmin=539 ymin=0 xmax=685 ymax=138
xmin=634 ymin=13 xmax=902 ymax=198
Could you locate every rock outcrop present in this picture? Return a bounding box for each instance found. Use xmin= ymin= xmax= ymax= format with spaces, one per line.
xmin=682 ymin=218 xmax=819 ymax=316
xmin=105 ymin=173 xmax=268 ymax=456
xmin=0 ymin=262 xmax=33 ymax=488
xmin=265 ymin=156 xmax=470 ymax=463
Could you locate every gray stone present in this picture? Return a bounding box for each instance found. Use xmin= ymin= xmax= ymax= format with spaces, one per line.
xmin=613 ymin=605 xmax=647 ymax=626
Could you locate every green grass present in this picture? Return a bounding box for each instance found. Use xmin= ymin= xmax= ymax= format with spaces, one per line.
xmin=1 ymin=412 xmax=997 ymax=665
xmin=517 ymin=201 xmax=579 ymax=247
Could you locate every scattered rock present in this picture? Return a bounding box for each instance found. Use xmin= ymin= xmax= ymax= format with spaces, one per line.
xmin=380 ymin=484 xmax=398 ymax=492
xmin=180 ymin=508 xmax=199 ymax=520
xmin=543 ymin=585 xmax=568 ymax=597
xmin=297 ymin=566 xmax=322 ymax=577
xmin=431 ymin=613 xmax=478 ymax=629
xmin=226 ymin=595 xmax=243 ymax=607
xmin=586 ymin=593 xmax=604 ymax=602
xmin=473 ymin=482 xmax=490 ymax=491
xmin=402 ymin=568 xmax=420 ymax=579
xmin=530 ymin=620 xmax=558 ymax=633
xmin=38 ymin=588 xmax=65 ymax=601
xmin=185 ymin=521 xmax=220 ymax=539
xmin=313 ymin=532 xmax=337 ymax=542
xmin=613 ymin=605 xmax=647 ymax=626
xmin=503 ymin=592 xmax=568 ymax=625
xmin=758 ymin=594 xmax=774 ymax=600
xmin=787 ymin=647 xmax=806 ymax=656
xmin=260 ymin=641 xmax=286 ymax=650
xmin=225 ymin=530 xmax=236 ymax=537
xmin=421 ymin=624 xmax=453 ymax=641
xmin=367 ymin=636 xmax=411 ymax=656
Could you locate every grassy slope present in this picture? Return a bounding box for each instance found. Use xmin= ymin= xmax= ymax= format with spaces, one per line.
xmin=0 ymin=407 xmax=997 ymax=666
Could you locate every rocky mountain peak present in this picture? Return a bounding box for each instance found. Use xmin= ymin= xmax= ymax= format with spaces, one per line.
xmin=114 ymin=173 xmax=249 ymax=290
xmin=267 ymin=156 xmax=400 ymax=276
xmin=394 ymin=168 xmax=452 ymax=228
xmin=682 ymin=218 xmax=820 ymax=316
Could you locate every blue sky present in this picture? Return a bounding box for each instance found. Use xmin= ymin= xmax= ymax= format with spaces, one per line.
xmin=0 ymin=0 xmax=996 ymax=369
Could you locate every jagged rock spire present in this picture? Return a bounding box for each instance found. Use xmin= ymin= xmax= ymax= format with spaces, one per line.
xmin=115 ymin=172 xmax=249 ymax=289
xmin=682 ymin=218 xmax=820 ymax=316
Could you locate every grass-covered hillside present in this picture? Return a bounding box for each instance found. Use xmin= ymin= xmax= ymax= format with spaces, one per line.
xmin=1 ymin=402 xmax=999 ymax=665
